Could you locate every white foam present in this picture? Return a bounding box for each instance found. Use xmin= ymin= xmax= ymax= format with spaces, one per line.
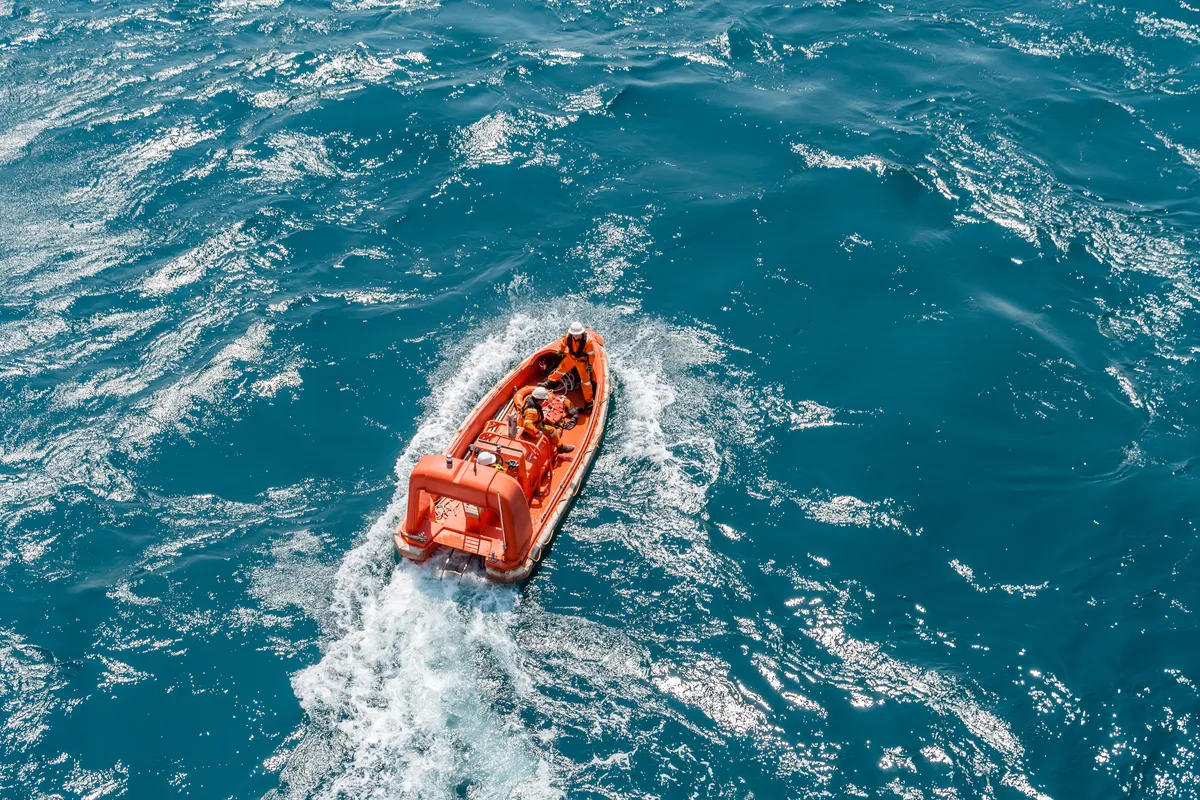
xmin=669 ymin=32 xmax=732 ymax=68
xmin=0 ymin=629 xmax=125 ymax=794
xmin=924 ymin=117 xmax=1199 ymax=379
xmin=950 ymin=559 xmax=1049 ymax=598
xmin=520 ymin=48 xmax=584 ymax=66
xmin=455 ymin=111 xmax=520 ymax=168
xmin=230 ymin=132 xmax=342 ymax=187
xmin=332 ymin=0 xmax=439 ymax=10
xmin=451 ymin=110 xmax=572 ymax=172
xmin=1151 ymin=129 xmax=1200 ymax=169
xmin=252 ymin=364 xmax=303 ymax=398
xmin=249 ymin=89 xmax=291 ymax=109
xmin=0 ymin=117 xmax=56 ymax=165
xmin=1105 ymin=365 xmax=1156 ymax=417
xmin=290 ymin=48 xmax=430 ymax=95
xmin=64 ymin=123 xmax=220 ymax=222
xmin=274 ymin=314 xmax=568 ymax=799
xmin=587 ymin=319 xmax=728 ymax=534
xmin=213 ymin=0 xmax=283 ymax=23
xmin=569 ymin=214 xmax=653 ymax=297
xmin=273 ymin=307 xmax=765 ymax=796
xmin=795 ymin=491 xmax=918 ymax=535
xmin=562 ymin=85 xmax=611 ymax=114
xmin=780 ymin=573 xmax=1050 ymax=797
xmin=791 ymin=142 xmax=891 ymax=176
xmin=1136 ymin=11 xmax=1200 ymax=45
xmin=142 ymin=223 xmax=254 ymax=296
xmin=61 ymin=761 xmax=128 ymax=799
xmin=119 ymin=321 xmax=272 ymax=453
xmin=671 ymin=50 xmax=727 ymax=67
xmin=94 ymin=655 xmax=151 ymax=691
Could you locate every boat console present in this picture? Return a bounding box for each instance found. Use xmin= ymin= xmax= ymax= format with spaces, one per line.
xmin=469 ymin=418 xmax=556 ymax=501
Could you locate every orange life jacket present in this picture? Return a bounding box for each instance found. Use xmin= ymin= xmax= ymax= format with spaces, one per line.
xmin=542 ymin=393 xmax=567 ymax=426
xmin=566 ymin=331 xmax=589 ymax=358
xmin=522 ymin=393 xmax=566 ymax=427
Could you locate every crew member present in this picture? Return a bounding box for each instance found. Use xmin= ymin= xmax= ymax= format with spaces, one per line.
xmin=519 ymin=385 xmax=576 ymax=453
xmin=545 ymin=321 xmax=600 ymax=410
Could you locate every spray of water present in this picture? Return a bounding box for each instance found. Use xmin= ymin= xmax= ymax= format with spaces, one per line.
xmin=271 ymin=313 xmax=563 ymax=799
xmin=272 ymin=305 xmax=699 ymax=798
xmin=271 ymin=304 xmax=1051 ymax=799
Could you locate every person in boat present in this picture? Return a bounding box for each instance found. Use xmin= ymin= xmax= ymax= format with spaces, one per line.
xmin=544 ymin=321 xmax=600 ymax=412
xmin=516 ymin=385 xmax=577 ymax=453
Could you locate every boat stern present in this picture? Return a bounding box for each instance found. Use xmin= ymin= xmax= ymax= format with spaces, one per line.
xmin=394 ymin=453 xmax=535 ymax=571
xmin=393 ymin=530 xmax=437 ymax=562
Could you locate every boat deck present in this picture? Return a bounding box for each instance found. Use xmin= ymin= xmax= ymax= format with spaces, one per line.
xmin=395 ymin=338 xmax=609 ymax=582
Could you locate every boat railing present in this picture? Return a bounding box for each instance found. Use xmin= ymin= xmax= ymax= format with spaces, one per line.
xmin=402 ymin=454 xmax=534 ymax=565
xmin=474 ymin=420 xmax=556 ymax=496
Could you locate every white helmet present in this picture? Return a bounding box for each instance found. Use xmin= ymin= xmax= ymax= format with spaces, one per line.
xmin=531 ymin=386 xmax=549 ymax=401
xmin=568 ymin=321 xmax=585 ymax=337
xmin=477 ymin=450 xmax=497 ymax=466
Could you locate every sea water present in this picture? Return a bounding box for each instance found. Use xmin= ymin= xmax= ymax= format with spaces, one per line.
xmin=1 ymin=0 xmax=1199 ymax=797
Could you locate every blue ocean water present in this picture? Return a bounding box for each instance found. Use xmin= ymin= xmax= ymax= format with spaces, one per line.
xmin=2 ymin=0 xmax=1200 ymax=796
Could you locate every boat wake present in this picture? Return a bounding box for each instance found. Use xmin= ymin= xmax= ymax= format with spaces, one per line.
xmin=269 ymin=304 xmax=1052 ymax=799
xmin=269 ymin=312 xmax=565 ymax=799
xmin=269 ymin=304 xmax=746 ymax=797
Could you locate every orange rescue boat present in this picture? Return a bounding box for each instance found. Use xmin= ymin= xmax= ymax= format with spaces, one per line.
xmin=394 ymin=331 xmax=610 ymax=582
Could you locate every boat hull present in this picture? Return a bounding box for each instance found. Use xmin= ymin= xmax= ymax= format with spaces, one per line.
xmin=394 ymin=334 xmax=610 ymax=582
xmin=485 ymin=382 xmax=609 ymax=583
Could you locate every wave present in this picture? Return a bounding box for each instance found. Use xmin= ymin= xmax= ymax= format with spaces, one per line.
xmin=264 ymin=304 xmax=1050 ymax=799
xmin=268 ymin=306 xmax=750 ymax=797
xmin=270 ymin=312 xmax=568 ymax=799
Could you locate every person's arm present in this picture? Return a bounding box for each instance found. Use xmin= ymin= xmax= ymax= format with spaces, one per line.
xmin=521 ymin=408 xmax=542 ymax=437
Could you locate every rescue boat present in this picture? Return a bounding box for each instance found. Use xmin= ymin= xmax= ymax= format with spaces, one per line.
xmin=394 ymin=331 xmax=610 ymax=582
